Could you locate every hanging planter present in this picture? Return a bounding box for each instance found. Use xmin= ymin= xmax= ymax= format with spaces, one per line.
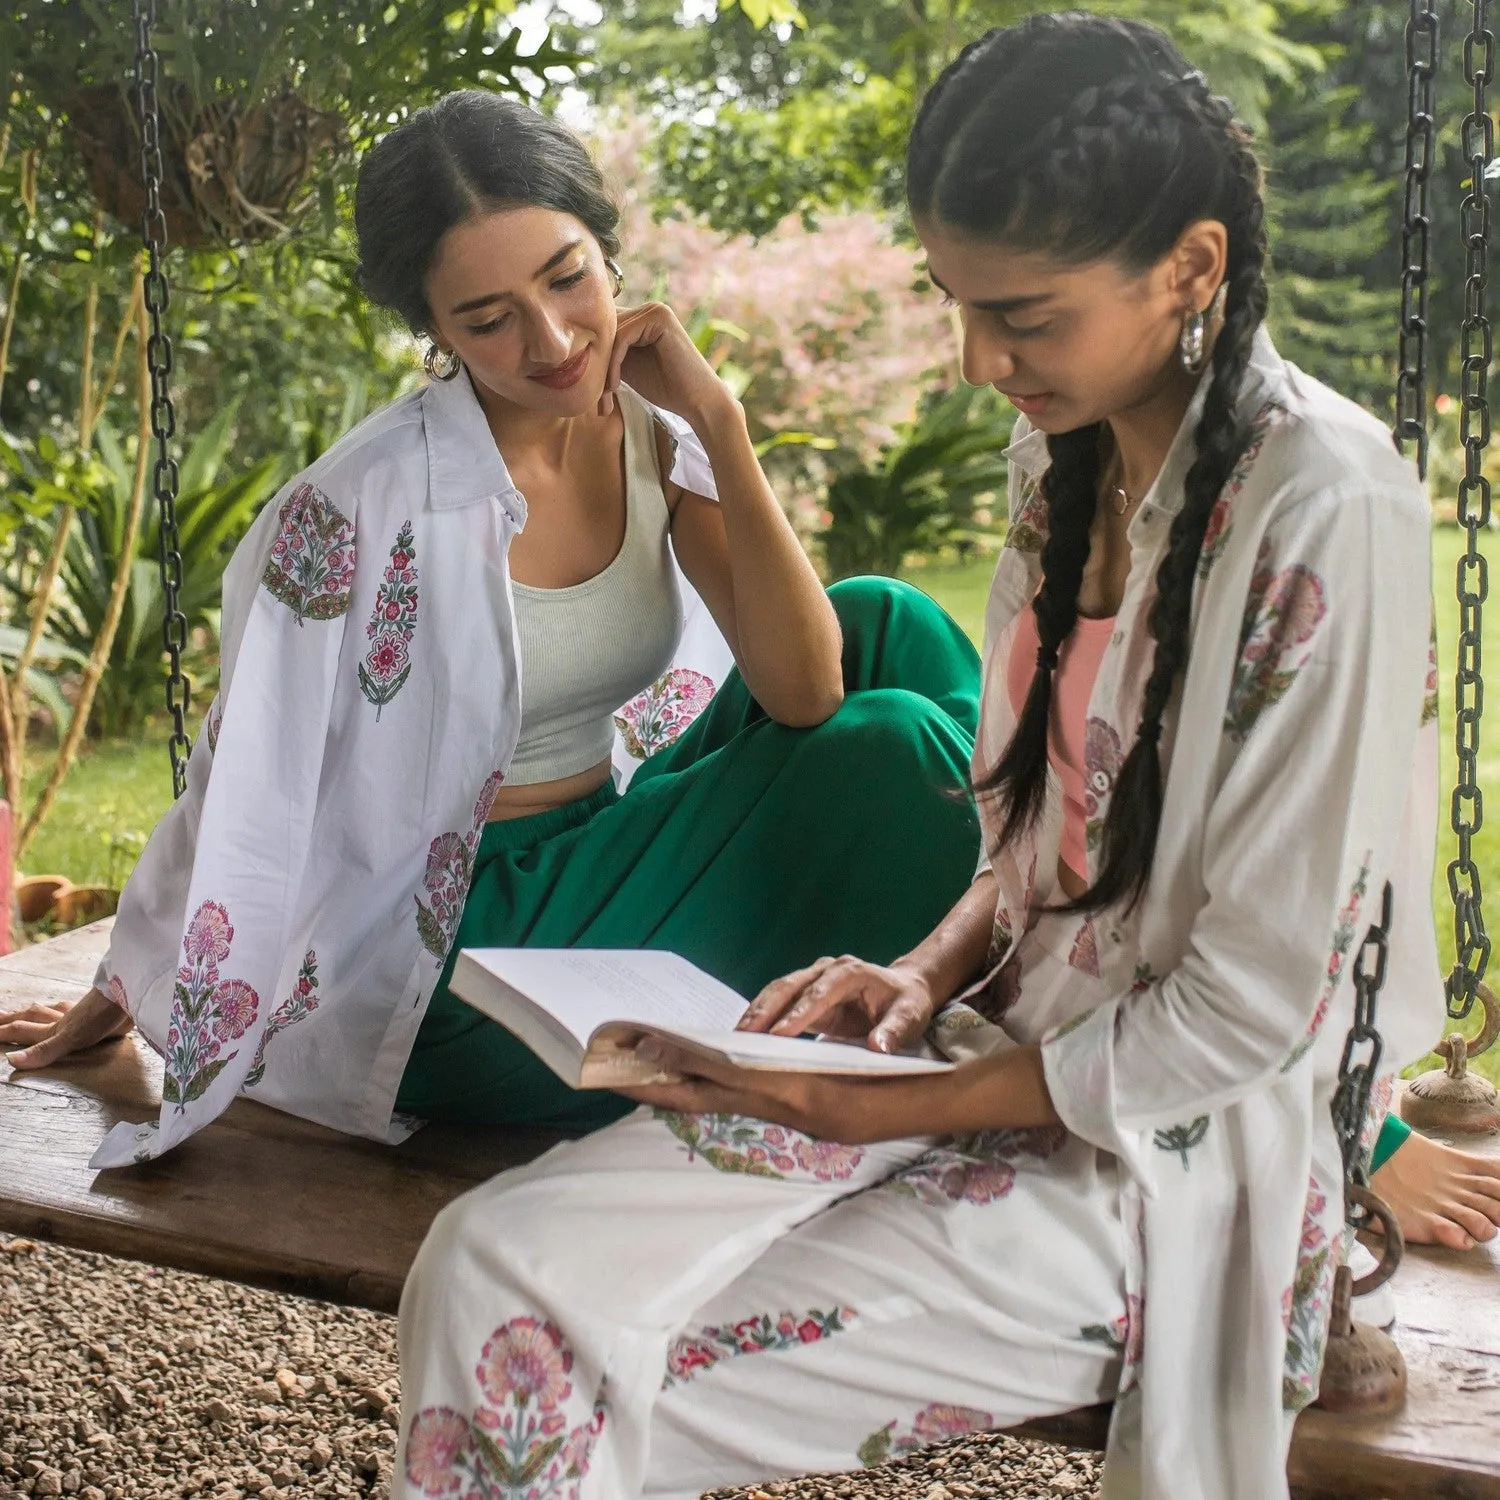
xmin=62 ymin=81 xmax=344 ymax=248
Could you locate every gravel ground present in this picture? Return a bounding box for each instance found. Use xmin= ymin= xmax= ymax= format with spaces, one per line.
xmin=0 ymin=1238 xmax=1100 ymax=1500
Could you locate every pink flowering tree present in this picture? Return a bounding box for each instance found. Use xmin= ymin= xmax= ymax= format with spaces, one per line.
xmin=594 ymin=114 xmax=961 ymax=546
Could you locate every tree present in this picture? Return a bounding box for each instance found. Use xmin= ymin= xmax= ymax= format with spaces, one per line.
xmin=552 ymin=0 xmax=1330 ymax=238
xmin=0 ymin=0 xmax=574 ymax=867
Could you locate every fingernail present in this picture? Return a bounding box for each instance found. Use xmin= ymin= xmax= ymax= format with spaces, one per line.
xmin=6 ymin=1050 xmax=26 ymax=1065
xmin=636 ymin=1039 xmax=663 ymax=1063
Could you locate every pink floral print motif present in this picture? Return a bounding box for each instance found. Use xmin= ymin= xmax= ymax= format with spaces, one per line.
xmin=162 ymin=900 xmax=261 ymax=1109
xmin=404 ymin=1317 xmax=605 ymax=1499
xmin=415 ymin=770 xmax=507 ymax=959
xmin=1282 ymin=859 xmax=1371 ymax=1072
xmin=971 ymin=949 xmax=1022 ymax=1024
xmin=656 ymin=1111 xmax=865 ymax=1181
xmin=1362 ymin=1072 xmax=1397 ymax=1160
xmin=1283 ymin=1177 xmax=1337 ymax=1412
xmin=662 ymin=1305 xmax=859 ymax=1388
xmin=1197 ymin=401 xmax=1286 ymax=581
xmin=987 ymin=912 xmax=1014 ymax=966
xmin=1224 ymin=548 xmax=1328 ymax=741
xmin=103 ymin=974 xmax=129 ymax=1011
xmin=1068 ymin=917 xmax=1100 ymax=977
xmin=888 ymin=1126 xmax=1068 ymax=1206
xmin=1423 ymin=616 xmax=1439 ymax=728
xmin=614 ymin=668 xmax=716 ymax=760
xmin=205 ymin=695 xmax=224 ymax=755
xmin=858 ymin=1403 xmax=993 ymax=1467
xmin=1006 ymin=474 xmax=1049 ymax=555
xmin=244 ymin=949 xmax=321 ymax=1089
xmin=1083 ymin=716 xmax=1124 ymax=853
xmin=359 ymin=520 xmax=419 ymax=718
xmin=260 ymin=481 xmax=356 ymax=625
xmin=1131 ymin=962 xmax=1159 ymax=994
xmin=1080 ymin=1291 xmax=1145 ymax=1394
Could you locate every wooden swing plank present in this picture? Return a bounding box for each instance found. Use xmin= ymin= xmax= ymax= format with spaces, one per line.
xmin=2 ymin=925 xmax=1499 ymax=1497
xmin=0 ymin=922 xmax=567 ymax=1308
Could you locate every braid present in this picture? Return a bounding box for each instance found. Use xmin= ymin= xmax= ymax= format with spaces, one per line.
xmin=908 ymin=15 xmax=1273 ymax=912
xmin=1087 ymin=100 xmax=1270 ymax=913
xmin=974 ymin=426 xmax=1101 ymax=848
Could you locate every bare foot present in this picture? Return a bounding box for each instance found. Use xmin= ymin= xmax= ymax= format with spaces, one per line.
xmin=1370 ymin=1126 xmax=1500 ymax=1249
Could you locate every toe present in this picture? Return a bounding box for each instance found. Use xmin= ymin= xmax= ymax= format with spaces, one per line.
xmin=1458 ymin=1190 xmax=1500 ymax=1236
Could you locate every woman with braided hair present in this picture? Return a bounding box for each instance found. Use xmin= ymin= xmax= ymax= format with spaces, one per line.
xmin=393 ymin=16 xmax=1456 ymax=1498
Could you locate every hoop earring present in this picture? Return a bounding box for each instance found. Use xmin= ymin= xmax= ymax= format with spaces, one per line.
xmin=1179 ymin=284 xmax=1227 ymax=376
xmin=606 ymin=258 xmax=624 ymax=298
xmin=1179 ymin=306 xmax=1208 ymax=375
xmin=424 ymin=343 xmax=462 ymax=382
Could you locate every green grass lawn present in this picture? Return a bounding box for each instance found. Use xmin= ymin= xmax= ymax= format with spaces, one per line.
xmin=15 ymin=528 xmax=1500 ymax=1082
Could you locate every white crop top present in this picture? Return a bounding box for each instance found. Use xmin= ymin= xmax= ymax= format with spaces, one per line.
xmin=507 ymin=386 xmax=684 ymax=786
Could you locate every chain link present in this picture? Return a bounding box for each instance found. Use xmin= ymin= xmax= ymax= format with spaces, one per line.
xmin=1331 ymin=885 xmax=1394 ymax=1221
xmin=132 ymin=0 xmax=192 ymax=800
xmin=1396 ymin=0 xmax=1439 ymax=479
xmin=1449 ymin=0 xmax=1495 ymax=1020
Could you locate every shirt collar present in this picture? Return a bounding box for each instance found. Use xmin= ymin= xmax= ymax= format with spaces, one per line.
xmin=422 ymin=370 xmax=526 ymax=517
xmin=1000 ymin=327 xmax=1289 ymax=521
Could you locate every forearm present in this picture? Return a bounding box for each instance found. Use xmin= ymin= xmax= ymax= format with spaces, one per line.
xmin=892 ymin=870 xmax=999 ymax=1007
xmin=690 ymin=398 xmax=843 ymax=725
xmin=828 ymin=1045 xmax=1061 ymax=1144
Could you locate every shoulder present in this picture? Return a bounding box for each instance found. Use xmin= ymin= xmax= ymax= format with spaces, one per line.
xmin=290 ymin=389 xmax=427 ymax=519
xmin=1243 ymin=364 xmax=1429 ymax=552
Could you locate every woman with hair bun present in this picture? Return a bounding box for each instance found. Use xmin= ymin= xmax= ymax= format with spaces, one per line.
xmin=0 ymin=92 xmax=983 ymax=1159
xmin=395 ymin=18 xmax=1472 ymax=1498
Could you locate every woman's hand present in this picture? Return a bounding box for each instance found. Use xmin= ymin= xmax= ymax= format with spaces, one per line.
xmin=738 ymin=956 xmax=939 ymax=1055
xmin=618 ymin=1036 xmax=1063 ymax=1144
xmin=599 ymin=302 xmax=735 ymax=432
xmin=0 ymin=987 xmax=133 ymax=1069
xmin=620 ymin=1041 xmax=902 ymax=1144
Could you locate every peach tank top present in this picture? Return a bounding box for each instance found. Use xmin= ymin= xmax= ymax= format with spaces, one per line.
xmin=1006 ymin=603 xmax=1116 ymax=882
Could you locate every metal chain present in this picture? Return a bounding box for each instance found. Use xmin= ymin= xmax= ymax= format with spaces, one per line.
xmin=1396 ymin=0 xmax=1439 ymax=480
xmin=1331 ymin=884 xmax=1393 ymax=1220
xmin=131 ymin=0 xmax=192 ymax=799
xmin=1449 ymin=0 xmax=1495 ymax=1020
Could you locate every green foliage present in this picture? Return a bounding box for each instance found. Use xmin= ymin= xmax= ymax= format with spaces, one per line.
xmin=820 ymin=383 xmax=1012 ymax=580
xmin=2 ymin=1 xmax=578 ymax=158
xmin=558 ymin=0 xmax=1331 ymax=237
xmin=2 ymin=397 xmax=289 ymax=735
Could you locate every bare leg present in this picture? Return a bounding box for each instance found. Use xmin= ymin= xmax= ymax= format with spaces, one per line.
xmin=1371 ymin=1128 xmax=1500 ymax=1249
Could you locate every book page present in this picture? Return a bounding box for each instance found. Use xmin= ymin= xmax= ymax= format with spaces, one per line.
xmin=662 ymin=1026 xmax=952 ymax=1075
xmin=460 ymin=948 xmax=748 ymax=1049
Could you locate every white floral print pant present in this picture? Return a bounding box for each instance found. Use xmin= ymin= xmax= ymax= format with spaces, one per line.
xmin=395 ymin=1102 xmax=1128 ymax=1500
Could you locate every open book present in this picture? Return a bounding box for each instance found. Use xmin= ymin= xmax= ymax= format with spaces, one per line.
xmin=450 ymin=948 xmax=953 ymax=1089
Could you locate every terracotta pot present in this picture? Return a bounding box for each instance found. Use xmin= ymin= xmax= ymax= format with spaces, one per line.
xmin=15 ymin=875 xmax=73 ymax=925
xmin=49 ymin=885 xmax=120 ymax=928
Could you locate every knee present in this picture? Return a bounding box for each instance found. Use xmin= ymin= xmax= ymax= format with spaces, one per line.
xmin=794 ymin=688 xmax=965 ymax=783
xmin=828 ymin=574 xmax=937 ymax=631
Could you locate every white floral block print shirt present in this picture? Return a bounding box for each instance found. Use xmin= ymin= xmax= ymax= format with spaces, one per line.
xmin=90 ymin=374 xmax=731 ymax=1170
xmin=946 ymin=331 xmax=1445 ymax=1498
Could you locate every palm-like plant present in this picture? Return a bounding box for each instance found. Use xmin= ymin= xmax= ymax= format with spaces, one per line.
xmin=4 ymin=397 xmax=288 ymax=736
xmin=819 ymin=383 xmax=1014 ymax=580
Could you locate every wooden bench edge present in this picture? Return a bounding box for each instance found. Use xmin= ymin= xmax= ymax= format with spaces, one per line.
xmin=0 ymin=1203 xmax=404 ymax=1313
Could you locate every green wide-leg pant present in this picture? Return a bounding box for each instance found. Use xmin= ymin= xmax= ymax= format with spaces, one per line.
xmin=395 ymin=576 xmax=983 ymax=1131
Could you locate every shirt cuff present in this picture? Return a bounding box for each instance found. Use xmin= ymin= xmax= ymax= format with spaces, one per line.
xmin=1040 ymin=997 xmax=1159 ymax=1193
